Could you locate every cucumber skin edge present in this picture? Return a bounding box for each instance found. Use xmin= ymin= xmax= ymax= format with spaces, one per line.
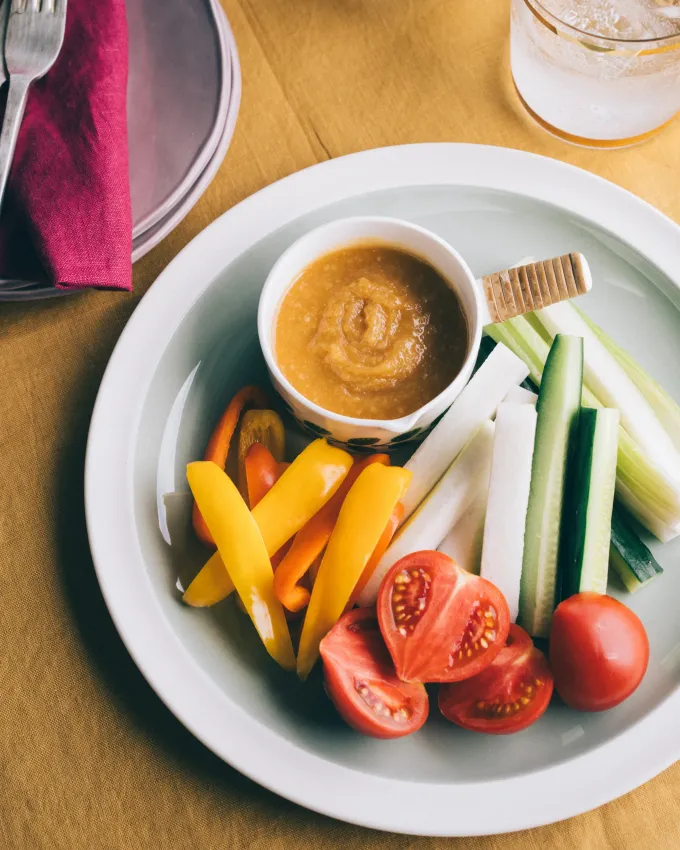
xmin=560 ymin=407 xmax=597 ymax=601
xmin=519 ymin=335 xmax=583 ymax=638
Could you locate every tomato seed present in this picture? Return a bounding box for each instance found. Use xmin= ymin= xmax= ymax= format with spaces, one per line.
xmin=391 ymin=567 xmax=432 ymax=633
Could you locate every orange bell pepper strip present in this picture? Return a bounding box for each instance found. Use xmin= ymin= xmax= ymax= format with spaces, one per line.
xmin=349 ymin=503 xmax=404 ymax=607
xmin=250 ymin=439 xmax=352 ymax=555
xmin=185 ymin=439 xmax=353 ymax=608
xmin=307 ymin=552 xmax=323 ymax=586
xmin=192 ymin=385 xmax=269 ymax=546
xmin=297 ymin=463 xmax=412 ymax=679
xmin=186 ymin=461 xmax=296 ymax=670
xmin=237 ymin=409 xmax=285 ymax=498
xmin=245 ymin=442 xmax=281 ymax=508
xmin=274 ymin=454 xmax=390 ymax=613
xmin=245 ymin=443 xmax=291 ymax=565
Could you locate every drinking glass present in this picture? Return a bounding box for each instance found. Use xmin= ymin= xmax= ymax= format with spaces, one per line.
xmin=510 ymin=0 xmax=680 ymax=147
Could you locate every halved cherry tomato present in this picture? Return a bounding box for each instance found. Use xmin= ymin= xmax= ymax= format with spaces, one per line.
xmin=550 ymin=592 xmax=649 ymax=712
xmin=438 ymin=624 xmax=553 ymax=734
xmin=320 ymin=607 xmax=429 ymax=739
xmin=377 ymin=551 xmax=510 ymax=683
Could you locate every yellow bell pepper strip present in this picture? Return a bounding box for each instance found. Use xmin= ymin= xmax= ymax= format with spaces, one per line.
xmin=251 ymin=439 xmax=353 ymax=556
xmin=296 ymin=463 xmax=412 ymax=679
xmin=349 ymin=502 xmax=404 ymax=607
xmin=186 ymin=461 xmax=296 ymax=670
xmin=237 ymin=409 xmax=286 ymax=498
xmin=184 ymin=439 xmax=352 ymax=608
xmin=183 ymin=551 xmax=235 ymax=608
xmin=183 ymin=449 xmax=286 ymax=609
xmin=274 ymin=454 xmax=390 ymax=613
xmin=192 ymin=385 xmax=269 ymax=546
xmin=245 ymin=447 xmax=291 ymax=566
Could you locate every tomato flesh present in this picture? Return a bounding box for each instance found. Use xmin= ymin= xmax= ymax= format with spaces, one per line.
xmin=320 ymin=607 xmax=429 ymax=739
xmin=439 ymin=624 xmax=553 ymax=734
xmin=377 ymin=551 xmax=510 ymax=683
xmin=550 ymin=592 xmax=649 ymax=712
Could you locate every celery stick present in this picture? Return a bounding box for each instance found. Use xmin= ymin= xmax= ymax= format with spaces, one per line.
xmin=536 ymin=302 xmax=680 ymax=486
xmin=485 ymin=314 xmax=680 ymax=541
xmin=577 ymin=305 xmax=680 ymax=453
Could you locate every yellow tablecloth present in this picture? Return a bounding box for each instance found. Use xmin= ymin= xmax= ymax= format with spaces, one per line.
xmin=2 ymin=1 xmax=680 ymax=847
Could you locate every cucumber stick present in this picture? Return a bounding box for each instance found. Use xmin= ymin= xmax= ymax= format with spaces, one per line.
xmin=561 ymin=408 xmax=620 ymax=599
xmin=519 ymin=335 xmax=583 ymax=638
xmin=487 ymin=312 xmax=680 ymax=542
xmin=610 ymin=504 xmax=663 ymax=592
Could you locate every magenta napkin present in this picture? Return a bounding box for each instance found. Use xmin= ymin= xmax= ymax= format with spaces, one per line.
xmin=0 ymin=0 xmax=131 ymax=291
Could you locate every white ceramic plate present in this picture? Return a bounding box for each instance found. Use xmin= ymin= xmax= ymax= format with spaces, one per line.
xmin=85 ymin=144 xmax=680 ymax=837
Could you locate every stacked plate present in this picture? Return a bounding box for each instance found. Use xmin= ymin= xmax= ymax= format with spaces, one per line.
xmin=0 ymin=0 xmax=240 ymax=301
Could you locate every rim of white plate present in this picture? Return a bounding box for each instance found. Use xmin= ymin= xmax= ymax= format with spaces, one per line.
xmin=85 ymin=144 xmax=680 ymax=837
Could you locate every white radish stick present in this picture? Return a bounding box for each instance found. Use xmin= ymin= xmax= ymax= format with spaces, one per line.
xmin=358 ymin=421 xmax=495 ymax=606
xmin=402 ymin=344 xmax=529 ymax=522
xmin=438 ymin=492 xmax=488 ymax=574
xmin=480 ymin=403 xmax=537 ymax=622
xmin=503 ymin=385 xmax=537 ymax=406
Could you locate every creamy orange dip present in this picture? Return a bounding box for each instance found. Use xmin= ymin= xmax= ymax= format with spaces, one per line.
xmin=275 ymin=244 xmax=468 ymax=420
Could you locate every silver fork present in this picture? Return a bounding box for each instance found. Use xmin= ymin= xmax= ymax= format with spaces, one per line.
xmin=0 ymin=0 xmax=66 ymax=213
